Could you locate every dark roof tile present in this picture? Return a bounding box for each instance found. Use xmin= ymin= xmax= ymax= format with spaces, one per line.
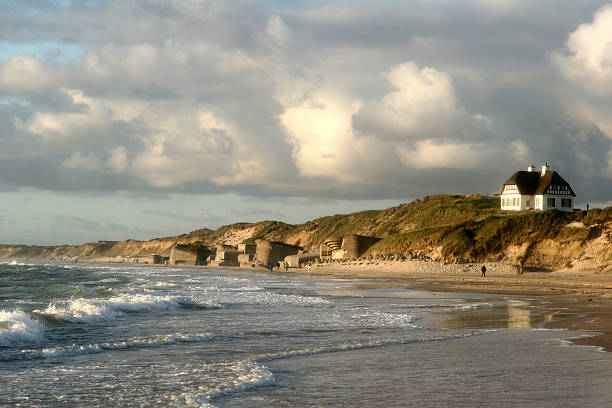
xmin=502 ymin=170 xmax=575 ymax=197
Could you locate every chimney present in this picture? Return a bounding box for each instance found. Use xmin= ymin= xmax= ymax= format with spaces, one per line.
xmin=541 ymin=163 xmax=549 ymax=176
xmin=527 ymin=164 xmax=535 ymax=172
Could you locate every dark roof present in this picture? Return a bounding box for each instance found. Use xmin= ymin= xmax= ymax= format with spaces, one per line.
xmin=502 ymin=170 xmax=575 ymax=196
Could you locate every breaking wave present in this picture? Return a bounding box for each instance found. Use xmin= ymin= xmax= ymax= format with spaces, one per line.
xmin=14 ymin=332 xmax=214 ymax=361
xmin=0 ymin=310 xmax=45 ymax=347
xmin=177 ymin=360 xmax=275 ymax=408
xmin=34 ymin=293 xmax=220 ymax=323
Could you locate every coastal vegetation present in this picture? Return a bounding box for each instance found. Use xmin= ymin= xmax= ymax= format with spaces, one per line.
xmin=1 ymin=194 xmax=610 ymax=271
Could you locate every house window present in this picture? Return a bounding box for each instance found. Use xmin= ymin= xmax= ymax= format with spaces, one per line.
xmin=547 ymin=197 xmax=555 ymax=208
xmin=561 ymin=198 xmax=572 ymax=208
xmin=526 ymin=200 xmax=530 ymax=208
xmin=535 ymin=198 xmax=540 ymax=207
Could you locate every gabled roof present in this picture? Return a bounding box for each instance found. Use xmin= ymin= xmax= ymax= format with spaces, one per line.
xmin=534 ymin=171 xmax=576 ymax=196
xmin=503 ymin=171 xmax=540 ymax=195
xmin=502 ymin=170 xmax=575 ymax=196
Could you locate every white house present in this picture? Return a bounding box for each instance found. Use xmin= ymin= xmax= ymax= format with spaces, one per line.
xmin=500 ymin=164 xmax=576 ymax=212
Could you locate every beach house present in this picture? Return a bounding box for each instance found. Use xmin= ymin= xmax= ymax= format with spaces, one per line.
xmin=500 ymin=164 xmax=576 ymax=211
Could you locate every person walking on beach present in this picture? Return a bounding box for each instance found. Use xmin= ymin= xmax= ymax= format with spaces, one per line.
xmin=284 ymin=261 xmax=289 ymax=271
xmin=481 ymin=265 xmax=486 ymax=277
xmin=518 ymin=260 xmax=524 ymax=275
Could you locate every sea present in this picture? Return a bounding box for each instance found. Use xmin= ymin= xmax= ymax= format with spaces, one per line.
xmin=2 ymin=260 xmax=612 ymax=407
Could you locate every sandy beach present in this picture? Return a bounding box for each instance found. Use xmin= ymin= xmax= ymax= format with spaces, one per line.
xmin=279 ymin=260 xmax=612 ymax=352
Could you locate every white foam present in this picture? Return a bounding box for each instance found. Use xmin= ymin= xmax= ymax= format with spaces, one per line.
xmin=254 ymin=330 xmax=495 ymax=363
xmin=351 ymin=311 xmax=420 ymax=328
xmin=34 ymin=293 xmax=216 ymax=323
xmin=194 ymin=288 xmax=334 ymax=308
xmin=178 ymin=360 xmax=275 ymax=407
xmin=456 ymin=302 xmax=493 ymax=310
xmin=0 ymin=310 xmax=45 ymax=347
xmin=18 ymin=332 xmax=213 ymax=360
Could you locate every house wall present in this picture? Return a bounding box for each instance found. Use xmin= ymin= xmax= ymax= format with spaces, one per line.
xmin=534 ymin=195 xmax=544 ymax=210
xmin=538 ymin=194 xmax=573 ymax=212
xmin=500 ymin=192 xmax=527 ymax=210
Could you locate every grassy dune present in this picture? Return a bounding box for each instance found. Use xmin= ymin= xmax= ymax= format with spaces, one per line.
xmin=2 ymin=194 xmax=610 ymax=269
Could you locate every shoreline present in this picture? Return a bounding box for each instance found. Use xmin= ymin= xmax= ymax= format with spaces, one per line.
xmin=4 ymin=257 xmax=612 ymax=351
xmin=293 ymin=260 xmax=612 ymax=352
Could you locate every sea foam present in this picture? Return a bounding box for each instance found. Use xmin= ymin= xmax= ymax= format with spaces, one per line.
xmin=178 ymin=360 xmax=275 ymax=408
xmin=35 ymin=293 xmax=216 ymax=323
xmin=0 ymin=310 xmax=45 ymax=347
xmin=351 ymin=311 xmax=420 ymax=328
xmin=16 ymin=332 xmax=214 ymax=360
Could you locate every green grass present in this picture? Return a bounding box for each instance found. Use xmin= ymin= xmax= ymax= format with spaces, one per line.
xmin=3 ymin=194 xmax=610 ymax=264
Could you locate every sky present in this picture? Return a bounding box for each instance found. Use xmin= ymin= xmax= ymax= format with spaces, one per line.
xmin=2 ymin=0 xmax=612 ymax=245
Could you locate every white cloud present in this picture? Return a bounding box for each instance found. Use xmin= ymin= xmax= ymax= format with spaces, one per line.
xmin=279 ymin=90 xmax=360 ymax=178
xmin=1 ymin=0 xmax=611 ymax=203
xmin=398 ymin=140 xmax=486 ymax=170
xmin=553 ymin=5 xmax=612 ymax=94
xmin=26 ymin=89 xmax=111 ymax=144
xmin=553 ymin=5 xmax=612 ymax=179
xmin=356 ymin=62 xmax=461 ymax=140
xmin=279 ymin=60 xmax=523 ymax=180
xmin=0 ymin=54 xmax=55 ymax=94
xmin=267 ymin=15 xmax=293 ymax=48
xmin=510 ymin=140 xmax=531 ymax=162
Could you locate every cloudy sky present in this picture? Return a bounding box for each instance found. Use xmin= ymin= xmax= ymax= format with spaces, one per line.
xmin=2 ymin=0 xmax=612 ymax=245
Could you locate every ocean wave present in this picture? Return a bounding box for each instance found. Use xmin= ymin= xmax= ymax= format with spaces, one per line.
xmin=177 ymin=361 xmax=275 ymax=408
xmin=14 ymin=332 xmax=214 ymax=360
xmin=254 ymin=330 xmax=496 ymax=363
xmin=195 ymin=290 xmax=335 ymax=308
xmin=3 ymin=260 xmax=26 ymax=266
xmin=34 ymin=293 xmax=220 ymax=323
xmin=0 ymin=310 xmax=46 ymax=347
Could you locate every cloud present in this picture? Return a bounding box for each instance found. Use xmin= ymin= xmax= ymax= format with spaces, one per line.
xmin=552 ymin=4 xmax=612 ymax=180
xmin=0 ymin=54 xmax=56 ymax=94
xmin=51 ymin=214 xmax=127 ymax=232
xmin=142 ymin=209 xmax=216 ymax=224
xmin=552 ymin=5 xmax=612 ymax=94
xmin=280 ymin=60 xmax=524 ymax=181
xmin=0 ymin=0 xmax=611 ymax=204
xmin=354 ymin=62 xmax=461 ymax=141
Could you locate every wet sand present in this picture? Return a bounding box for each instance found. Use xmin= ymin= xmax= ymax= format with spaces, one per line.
xmin=288 ymin=260 xmax=612 ymax=351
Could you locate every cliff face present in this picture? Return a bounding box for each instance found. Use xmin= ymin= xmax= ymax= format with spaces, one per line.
xmin=1 ymin=194 xmax=610 ymax=272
